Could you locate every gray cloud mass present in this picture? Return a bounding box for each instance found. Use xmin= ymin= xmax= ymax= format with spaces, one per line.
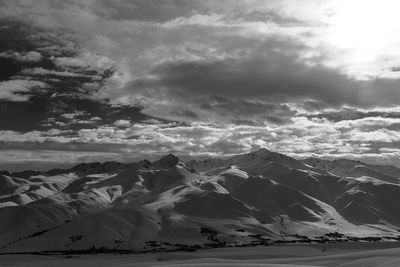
xmin=1 ymin=0 xmax=400 ymax=169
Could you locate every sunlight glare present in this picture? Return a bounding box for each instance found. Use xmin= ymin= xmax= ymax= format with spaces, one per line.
xmin=327 ymin=0 xmax=400 ymax=62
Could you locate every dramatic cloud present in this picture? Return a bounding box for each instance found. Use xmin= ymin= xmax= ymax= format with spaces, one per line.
xmin=139 ymin=53 xmax=361 ymax=105
xmin=1 ymin=1 xmax=400 ymax=169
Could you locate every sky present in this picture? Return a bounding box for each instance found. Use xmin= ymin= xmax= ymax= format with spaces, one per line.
xmin=1 ymin=0 xmax=400 ymax=170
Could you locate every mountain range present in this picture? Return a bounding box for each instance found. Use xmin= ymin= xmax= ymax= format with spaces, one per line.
xmin=1 ymin=148 xmax=400 ymax=253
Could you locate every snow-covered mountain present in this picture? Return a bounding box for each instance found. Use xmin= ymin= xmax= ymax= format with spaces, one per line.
xmin=1 ymin=149 xmax=400 ymax=253
xmin=303 ymin=157 xmax=400 ymax=183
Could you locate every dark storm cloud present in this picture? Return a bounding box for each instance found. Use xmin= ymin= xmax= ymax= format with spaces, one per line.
xmin=0 ymin=19 xmax=52 ymax=81
xmin=0 ymin=57 xmax=21 ymax=81
xmin=138 ymin=48 xmax=400 ymax=109
xmin=0 ymin=19 xmax=158 ymax=133
xmin=0 ymin=18 xmax=37 ymax=52
xmin=138 ymin=50 xmax=360 ymax=106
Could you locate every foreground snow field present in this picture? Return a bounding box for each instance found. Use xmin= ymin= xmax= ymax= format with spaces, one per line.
xmin=1 ymin=243 xmax=400 ymax=267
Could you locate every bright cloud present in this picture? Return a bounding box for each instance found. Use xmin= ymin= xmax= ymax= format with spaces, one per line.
xmin=0 ymin=79 xmax=47 ymax=101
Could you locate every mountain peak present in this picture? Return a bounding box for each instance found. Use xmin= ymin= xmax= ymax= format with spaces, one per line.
xmin=252 ymin=148 xmax=271 ymax=156
xmin=153 ymin=153 xmax=181 ymax=169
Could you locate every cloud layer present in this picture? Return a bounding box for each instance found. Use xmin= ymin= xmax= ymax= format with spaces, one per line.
xmin=1 ymin=0 xmax=400 ymax=169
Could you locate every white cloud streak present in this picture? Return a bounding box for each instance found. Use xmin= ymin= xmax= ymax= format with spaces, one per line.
xmin=0 ymin=79 xmax=47 ymax=101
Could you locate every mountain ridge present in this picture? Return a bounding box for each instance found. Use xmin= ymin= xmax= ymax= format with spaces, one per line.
xmin=1 ymin=148 xmax=400 ymax=253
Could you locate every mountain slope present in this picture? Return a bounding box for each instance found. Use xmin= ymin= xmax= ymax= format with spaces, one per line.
xmin=1 ymin=149 xmax=400 ymax=252
xmin=303 ymin=158 xmax=400 ymax=183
